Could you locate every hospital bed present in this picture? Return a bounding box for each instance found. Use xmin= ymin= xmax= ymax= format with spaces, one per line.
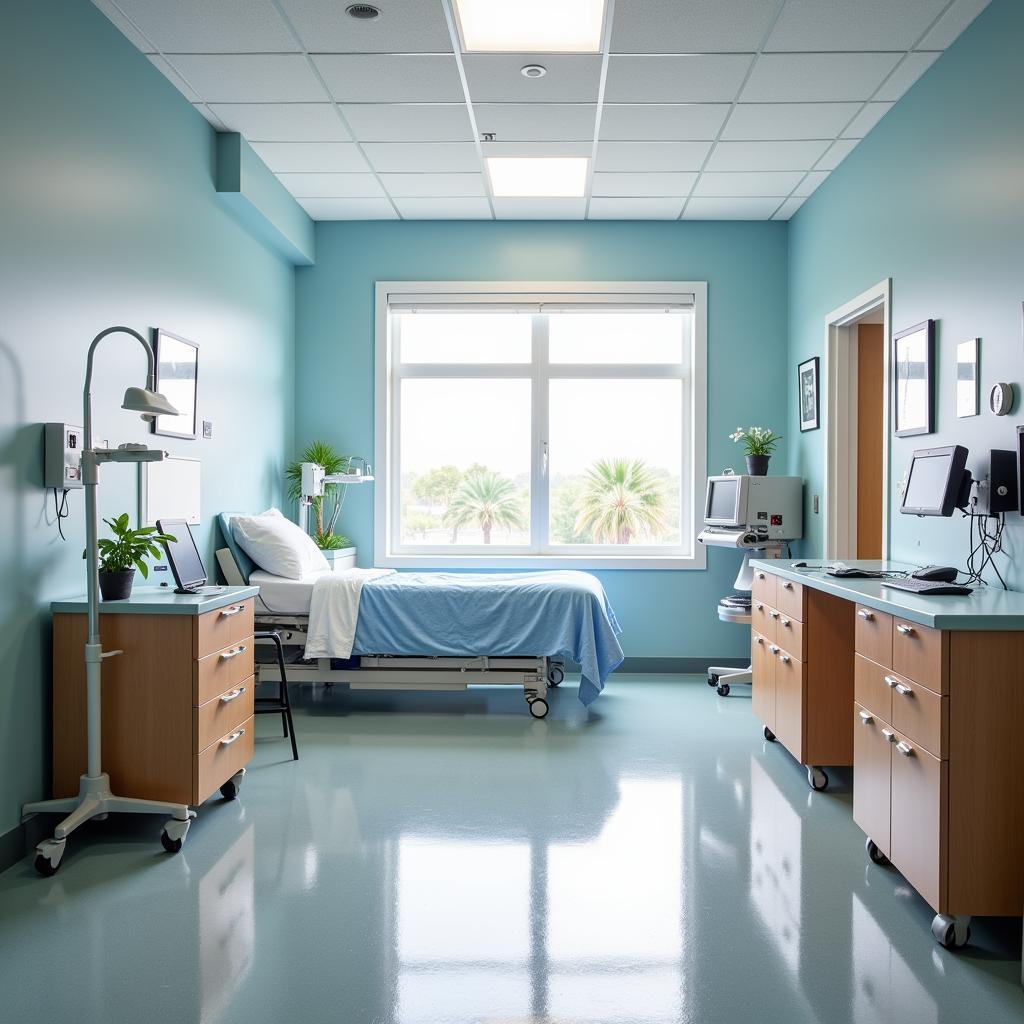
xmin=215 ymin=513 xmax=623 ymax=718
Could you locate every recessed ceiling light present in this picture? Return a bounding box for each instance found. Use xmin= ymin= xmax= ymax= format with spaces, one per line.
xmin=487 ymin=157 xmax=589 ymax=198
xmin=346 ymin=4 xmax=380 ymax=20
xmin=521 ymin=64 xmax=546 ymax=79
xmin=453 ymin=0 xmax=606 ymax=53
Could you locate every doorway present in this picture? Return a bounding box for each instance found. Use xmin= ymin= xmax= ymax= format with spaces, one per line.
xmin=855 ymin=315 xmax=884 ymax=558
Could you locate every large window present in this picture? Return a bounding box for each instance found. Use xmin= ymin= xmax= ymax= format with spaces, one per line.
xmin=375 ymin=282 xmax=707 ymax=569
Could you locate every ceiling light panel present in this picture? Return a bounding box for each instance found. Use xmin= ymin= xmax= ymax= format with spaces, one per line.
xmin=454 ymin=0 xmax=606 ymax=53
xmin=487 ymin=157 xmax=589 ymax=198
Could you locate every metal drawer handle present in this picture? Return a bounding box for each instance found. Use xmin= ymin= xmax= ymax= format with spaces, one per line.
xmin=782 ymin=581 xmax=793 ymax=590
xmin=756 ymin=572 xmax=765 ymax=580
xmin=769 ymin=610 xmax=779 ymax=619
xmin=755 ymin=602 xmax=763 ymax=610
xmin=781 ymin=618 xmax=791 ymax=627
xmin=859 ymin=710 xmax=873 ymax=724
xmin=858 ymin=609 xmax=874 ymax=621
xmin=220 ymin=645 xmax=247 ymax=660
xmin=769 ymin=645 xmax=780 ymax=654
xmin=895 ymin=683 xmax=913 ymax=697
xmin=884 ymin=675 xmax=899 ymax=689
xmin=896 ymin=624 xmax=915 ymax=636
xmin=779 ymin=654 xmax=791 ymax=664
xmin=896 ymin=740 xmax=914 ymax=757
xmin=220 ymin=728 xmax=246 ymax=747
xmin=755 ymin=636 xmax=765 ymax=646
xmin=220 ymin=604 xmax=247 ymax=618
xmin=881 ymin=728 xmax=895 ymax=742
xmin=220 ymin=686 xmax=247 ymax=704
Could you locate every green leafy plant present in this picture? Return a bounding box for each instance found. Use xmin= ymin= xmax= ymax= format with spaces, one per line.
xmin=729 ymin=426 xmax=782 ymax=457
xmin=286 ymin=440 xmax=352 ymax=549
xmin=86 ymin=513 xmax=175 ymax=579
xmin=444 ymin=468 xmax=526 ymax=545
xmin=574 ymin=458 xmax=668 ymax=545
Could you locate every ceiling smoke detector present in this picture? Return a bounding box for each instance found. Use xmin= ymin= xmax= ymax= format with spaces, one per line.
xmin=520 ymin=64 xmax=547 ymax=79
xmin=346 ymin=4 xmax=381 ymax=19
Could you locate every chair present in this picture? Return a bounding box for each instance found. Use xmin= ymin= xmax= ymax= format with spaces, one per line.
xmin=254 ymin=631 xmax=298 ymax=760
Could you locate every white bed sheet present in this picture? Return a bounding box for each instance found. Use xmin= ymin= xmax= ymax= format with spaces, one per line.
xmin=250 ymin=568 xmax=333 ymax=615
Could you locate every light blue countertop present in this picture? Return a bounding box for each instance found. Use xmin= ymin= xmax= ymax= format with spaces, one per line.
xmin=750 ymin=559 xmax=1024 ymax=631
xmin=52 ymin=585 xmax=259 ymax=616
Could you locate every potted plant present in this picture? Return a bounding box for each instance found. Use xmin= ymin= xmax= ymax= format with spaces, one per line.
xmin=286 ymin=440 xmax=353 ymax=551
xmin=729 ymin=426 xmax=782 ymax=476
xmin=87 ymin=513 xmax=176 ymax=601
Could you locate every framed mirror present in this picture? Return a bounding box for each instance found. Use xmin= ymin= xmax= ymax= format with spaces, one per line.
xmin=893 ymin=320 xmax=934 ymax=437
xmin=152 ymin=329 xmax=199 ymax=439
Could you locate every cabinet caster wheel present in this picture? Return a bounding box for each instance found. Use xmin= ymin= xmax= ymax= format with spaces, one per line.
xmin=220 ymin=769 xmax=245 ymax=801
xmin=160 ymin=830 xmax=183 ymax=854
xmin=528 ymin=698 xmax=549 ymax=719
xmin=547 ymin=666 xmax=564 ymax=687
xmin=160 ymin=814 xmax=193 ymax=854
xmin=763 ymin=726 xmax=776 ymax=742
xmin=931 ymin=914 xmax=971 ymax=949
xmin=707 ymin=673 xmax=719 ymax=687
xmin=807 ymin=766 xmax=829 ymax=791
xmin=865 ymin=837 xmax=889 ymax=866
xmin=33 ymin=839 xmax=65 ymax=877
xmin=717 ymin=682 xmax=731 ymax=697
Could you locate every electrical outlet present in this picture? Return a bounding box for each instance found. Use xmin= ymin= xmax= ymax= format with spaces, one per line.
xmin=202 ymin=420 xmax=213 ymax=439
xmin=812 ymin=494 xmax=819 ymax=514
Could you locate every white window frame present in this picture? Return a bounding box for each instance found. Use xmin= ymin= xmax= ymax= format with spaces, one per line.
xmin=374 ymin=280 xmax=707 ymax=570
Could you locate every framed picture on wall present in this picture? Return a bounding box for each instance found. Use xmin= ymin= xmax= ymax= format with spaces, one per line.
xmin=893 ymin=320 xmax=935 ymax=437
xmin=956 ymin=338 xmax=979 ymax=417
xmin=152 ymin=329 xmax=199 ymax=439
xmin=798 ymin=356 xmax=820 ymax=432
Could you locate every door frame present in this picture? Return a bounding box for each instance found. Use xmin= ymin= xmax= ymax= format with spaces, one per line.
xmin=823 ymin=279 xmax=892 ymax=560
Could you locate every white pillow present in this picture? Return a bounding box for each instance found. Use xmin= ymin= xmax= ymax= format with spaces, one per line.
xmin=231 ymin=508 xmax=329 ymax=580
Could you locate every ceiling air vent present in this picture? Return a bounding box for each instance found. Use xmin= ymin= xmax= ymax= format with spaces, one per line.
xmin=346 ymin=4 xmax=381 ymax=19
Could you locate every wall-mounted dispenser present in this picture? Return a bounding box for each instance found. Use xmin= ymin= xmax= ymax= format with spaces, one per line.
xmin=44 ymin=423 xmax=84 ymax=489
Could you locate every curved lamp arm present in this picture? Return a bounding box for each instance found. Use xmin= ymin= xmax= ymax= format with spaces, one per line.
xmin=83 ymin=326 xmax=155 ymax=451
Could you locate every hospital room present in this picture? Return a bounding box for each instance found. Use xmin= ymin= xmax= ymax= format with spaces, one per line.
xmin=3 ymin=0 xmax=1024 ymax=1020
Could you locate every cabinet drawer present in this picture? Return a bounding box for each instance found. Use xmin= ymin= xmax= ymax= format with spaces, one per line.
xmin=854 ymin=655 xmax=892 ymax=721
xmin=855 ymin=605 xmax=893 ymax=666
xmin=752 ymin=569 xmax=777 ymax=607
xmin=751 ymin=632 xmax=776 ymax=732
xmin=196 ymin=716 xmax=253 ymax=805
xmin=196 ymin=601 xmax=255 ymax=659
xmin=775 ymin=578 xmax=805 ymax=621
xmin=196 ymin=639 xmax=254 ymax=705
xmin=195 ymin=676 xmax=254 ymax=752
xmin=853 ymin=703 xmax=892 ymax=859
xmin=892 ymin=619 xmax=946 ymax=693
xmin=751 ymin=600 xmax=777 ymax=642
xmin=774 ymin=646 xmax=804 ymax=760
xmin=776 ymin=612 xmax=804 ymax=659
xmin=890 ymin=674 xmax=946 ymax=758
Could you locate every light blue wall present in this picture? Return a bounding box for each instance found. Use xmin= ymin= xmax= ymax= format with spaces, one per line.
xmin=296 ymin=220 xmax=789 ymax=659
xmin=788 ymin=0 xmax=1024 ymax=581
xmin=0 ymin=1 xmax=295 ymax=842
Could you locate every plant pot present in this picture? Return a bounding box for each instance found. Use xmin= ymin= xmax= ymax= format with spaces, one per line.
xmin=746 ymin=455 xmax=770 ymax=476
xmin=99 ymin=568 xmax=135 ymax=601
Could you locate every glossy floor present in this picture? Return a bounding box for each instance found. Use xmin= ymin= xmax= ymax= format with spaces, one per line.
xmin=2 ymin=677 xmax=1022 ymax=1023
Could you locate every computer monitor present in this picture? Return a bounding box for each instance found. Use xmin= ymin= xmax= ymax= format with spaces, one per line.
xmin=158 ymin=518 xmax=208 ymax=593
xmin=1018 ymin=426 xmax=1024 ymax=516
xmin=705 ymin=476 xmax=742 ymax=525
xmin=900 ymin=445 xmax=970 ymax=517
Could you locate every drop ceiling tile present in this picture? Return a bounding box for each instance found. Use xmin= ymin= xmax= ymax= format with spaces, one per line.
xmin=341 ymin=104 xmax=474 ymax=143
xmin=474 ymin=104 xmax=597 ymax=142
xmin=595 ymin=141 xmax=711 ymax=172
xmin=463 ymin=55 xmax=601 ymax=103
xmin=250 ymin=142 xmax=369 ymax=173
xmin=147 ymin=55 xmax=199 ymax=102
xmin=875 ymin=52 xmax=941 ymax=102
xmin=765 ymin=0 xmax=948 ymax=51
xmin=917 ymin=0 xmax=991 ymax=49
xmin=482 ymin=141 xmax=592 ymax=159
xmin=610 ymin=0 xmax=784 ymax=53
xmin=600 ymin=104 xmax=730 ymax=141
xmin=592 ymin=172 xmax=697 ymax=197
xmin=683 ymin=197 xmax=781 ymax=220
xmin=363 ymin=142 xmax=481 ymax=173
xmin=707 ymin=140 xmax=830 ymax=172
xmin=741 ymin=53 xmax=902 ymax=102
xmin=841 ymin=101 xmax=895 ymax=138
xmin=693 ymin=171 xmax=803 ymax=196
xmin=772 ymin=197 xmax=806 ymax=220
xmin=92 ymin=0 xmax=155 ymax=51
xmin=280 ymin=0 xmax=453 ymax=53
xmin=394 ymin=198 xmax=492 ymax=219
xmin=210 ymin=103 xmax=349 ymax=141
xmin=116 ymin=0 xmax=297 ymax=53
xmin=722 ymin=102 xmax=861 ymax=141
xmin=165 ymin=55 xmax=327 ymax=103
xmin=491 ymin=198 xmax=587 ymax=219
xmin=276 ymin=172 xmax=385 ymax=197
xmin=380 ymin=173 xmax=487 ymax=197
xmin=299 ymin=198 xmax=398 ymax=220
xmin=815 ymin=139 xmax=859 ymax=171
xmin=793 ymin=170 xmax=829 ymax=197
xmin=605 ymin=55 xmax=753 ymax=103
xmin=589 ymin=197 xmax=686 ymax=219
xmin=192 ymin=104 xmax=227 ymax=130
xmin=313 ymin=54 xmax=464 ymax=104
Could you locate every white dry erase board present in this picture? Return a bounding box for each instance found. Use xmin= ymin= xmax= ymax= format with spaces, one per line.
xmin=141 ymin=456 xmax=201 ymax=526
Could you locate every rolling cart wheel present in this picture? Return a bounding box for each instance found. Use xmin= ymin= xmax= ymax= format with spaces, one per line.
xmin=716 ymin=682 xmax=731 ymax=697
xmin=931 ymin=914 xmax=972 ymax=949
xmin=220 ymin=779 xmax=240 ymax=801
xmin=807 ymin=766 xmax=829 ymax=791
xmin=34 ymin=853 xmax=60 ymax=877
xmin=160 ymin=830 xmax=184 ymax=854
xmin=763 ymin=726 xmax=776 ymax=742
xmin=528 ymin=698 xmax=549 ymax=719
xmin=707 ymin=673 xmax=720 ymax=687
xmin=865 ymin=837 xmax=889 ymax=866
xmin=547 ymin=666 xmax=564 ymax=687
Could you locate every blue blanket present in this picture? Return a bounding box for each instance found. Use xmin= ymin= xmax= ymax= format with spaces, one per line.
xmin=352 ymin=571 xmax=623 ymax=705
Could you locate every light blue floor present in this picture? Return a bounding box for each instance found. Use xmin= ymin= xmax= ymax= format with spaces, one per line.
xmin=1 ymin=676 xmax=1022 ymax=1024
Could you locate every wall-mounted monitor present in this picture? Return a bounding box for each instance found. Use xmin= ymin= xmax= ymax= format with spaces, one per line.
xmin=900 ymin=445 xmax=970 ymax=517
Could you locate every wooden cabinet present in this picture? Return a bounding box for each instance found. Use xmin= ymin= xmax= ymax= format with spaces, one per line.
xmin=854 ymin=605 xmax=892 ymax=666
xmin=53 ymin=596 xmax=256 ymax=807
xmin=751 ymin=632 xmax=775 ymax=733
xmin=774 ymin=648 xmax=804 ymax=758
xmin=853 ymin=703 xmax=892 ymax=859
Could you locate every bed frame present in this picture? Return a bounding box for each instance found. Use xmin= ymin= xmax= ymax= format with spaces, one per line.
xmin=215 ymin=546 xmax=562 ymax=718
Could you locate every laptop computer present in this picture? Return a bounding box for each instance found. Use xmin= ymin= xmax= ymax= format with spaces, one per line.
xmin=157 ymin=518 xmax=225 ymax=596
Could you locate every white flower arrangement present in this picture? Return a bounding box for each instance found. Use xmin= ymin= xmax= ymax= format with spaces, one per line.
xmin=729 ymin=426 xmax=782 ymax=457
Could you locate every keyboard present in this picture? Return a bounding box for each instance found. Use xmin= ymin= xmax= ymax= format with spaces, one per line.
xmin=882 ymin=579 xmax=973 ymax=596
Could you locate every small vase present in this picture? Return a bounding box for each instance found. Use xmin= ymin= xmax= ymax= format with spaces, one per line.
xmin=746 ymin=455 xmax=770 ymax=476
xmin=99 ymin=568 xmax=135 ymax=601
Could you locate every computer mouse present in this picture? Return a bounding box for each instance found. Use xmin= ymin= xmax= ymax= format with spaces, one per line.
xmin=791 ymin=561 xmax=808 ymax=568
xmin=911 ymin=565 xmax=959 ymax=582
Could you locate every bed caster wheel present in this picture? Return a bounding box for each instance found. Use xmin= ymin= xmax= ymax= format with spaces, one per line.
xmin=763 ymin=726 xmax=776 ymax=742
xmin=33 ymin=839 xmax=65 ymax=877
xmin=160 ymin=814 xmax=193 ymax=855
xmin=528 ymin=698 xmax=549 ymax=720
xmin=716 ymin=682 xmax=731 ymax=697
xmin=932 ymin=914 xmax=971 ymax=949
xmin=220 ymin=768 xmax=245 ymax=801
xmin=865 ymin=837 xmax=889 ymax=866
xmin=547 ymin=666 xmax=564 ymax=687
xmin=807 ymin=766 xmax=829 ymax=791
xmin=707 ymin=673 xmax=719 ymax=687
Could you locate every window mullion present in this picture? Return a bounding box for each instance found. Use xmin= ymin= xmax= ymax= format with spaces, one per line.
xmin=531 ymin=314 xmax=549 ymax=555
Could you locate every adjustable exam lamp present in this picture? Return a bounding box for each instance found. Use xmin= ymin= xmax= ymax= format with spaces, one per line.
xmin=297 ymin=457 xmax=374 ymax=535
xmin=23 ymin=327 xmax=196 ymax=875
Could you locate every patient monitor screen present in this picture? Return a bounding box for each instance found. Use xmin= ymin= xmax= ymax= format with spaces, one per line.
xmin=707 ymin=479 xmax=739 ymax=521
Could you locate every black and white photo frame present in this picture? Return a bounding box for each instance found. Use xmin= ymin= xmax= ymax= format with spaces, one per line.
xmin=798 ymin=356 xmax=820 ymax=432
xmin=893 ymin=319 xmax=935 ymax=437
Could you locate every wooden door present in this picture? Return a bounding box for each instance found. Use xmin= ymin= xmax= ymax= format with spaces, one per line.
xmin=853 ymin=704 xmax=892 ymax=859
xmin=752 ymin=632 xmax=776 ymax=732
xmin=857 ymin=323 xmax=884 ymax=559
